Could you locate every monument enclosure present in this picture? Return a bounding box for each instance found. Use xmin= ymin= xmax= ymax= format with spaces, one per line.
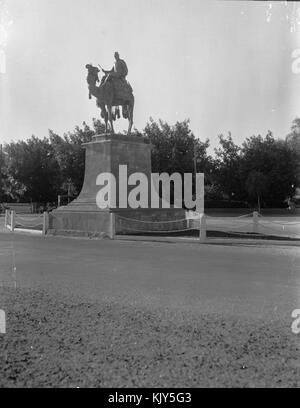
xmin=48 ymin=133 xmax=186 ymax=238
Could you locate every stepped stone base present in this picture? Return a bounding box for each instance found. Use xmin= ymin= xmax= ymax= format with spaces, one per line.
xmin=48 ymin=133 xmax=186 ymax=238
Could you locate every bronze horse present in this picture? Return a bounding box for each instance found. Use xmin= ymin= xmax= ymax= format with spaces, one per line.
xmin=85 ymin=64 xmax=134 ymax=135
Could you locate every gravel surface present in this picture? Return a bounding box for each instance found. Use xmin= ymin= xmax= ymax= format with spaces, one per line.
xmin=1 ymin=224 xmax=299 ymax=388
xmin=0 ymin=287 xmax=299 ymax=388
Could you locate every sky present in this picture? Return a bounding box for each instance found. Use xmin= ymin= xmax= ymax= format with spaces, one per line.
xmin=0 ymin=0 xmax=300 ymax=152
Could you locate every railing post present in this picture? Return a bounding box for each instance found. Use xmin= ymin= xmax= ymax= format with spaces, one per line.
xmin=43 ymin=211 xmax=49 ymax=235
xmin=253 ymin=211 xmax=259 ymax=233
xmin=11 ymin=210 xmax=15 ymax=232
xmin=109 ymin=212 xmax=115 ymax=239
xmin=199 ymin=213 xmax=206 ymax=243
xmin=4 ymin=209 xmax=9 ymax=228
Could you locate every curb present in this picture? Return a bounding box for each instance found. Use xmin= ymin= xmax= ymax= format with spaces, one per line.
xmin=115 ymin=235 xmax=300 ymax=247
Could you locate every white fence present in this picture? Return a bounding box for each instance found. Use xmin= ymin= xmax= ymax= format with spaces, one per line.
xmin=5 ymin=210 xmax=49 ymax=235
xmin=114 ymin=213 xmax=207 ymax=242
xmin=114 ymin=211 xmax=300 ymax=241
xmin=4 ymin=209 xmax=300 ymax=241
xmin=205 ymin=212 xmax=300 ymax=239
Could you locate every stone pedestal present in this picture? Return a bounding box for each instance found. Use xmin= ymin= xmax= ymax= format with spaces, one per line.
xmin=48 ymin=133 xmax=186 ymax=238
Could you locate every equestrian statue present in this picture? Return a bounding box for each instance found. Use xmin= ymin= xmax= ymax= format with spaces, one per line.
xmin=85 ymin=52 xmax=134 ymax=135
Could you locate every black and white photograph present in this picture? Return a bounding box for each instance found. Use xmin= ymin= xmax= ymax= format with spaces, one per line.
xmin=0 ymin=0 xmax=300 ymax=393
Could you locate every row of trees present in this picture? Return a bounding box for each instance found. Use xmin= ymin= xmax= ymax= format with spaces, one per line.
xmin=146 ymin=118 xmax=300 ymax=208
xmin=0 ymin=117 xmax=299 ymax=208
xmin=0 ymin=119 xmax=106 ymax=204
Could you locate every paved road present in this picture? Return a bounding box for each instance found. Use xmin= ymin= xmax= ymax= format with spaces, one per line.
xmin=0 ymin=231 xmax=299 ymax=321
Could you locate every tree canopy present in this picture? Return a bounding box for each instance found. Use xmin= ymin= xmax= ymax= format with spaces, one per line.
xmin=0 ymin=117 xmax=299 ymax=208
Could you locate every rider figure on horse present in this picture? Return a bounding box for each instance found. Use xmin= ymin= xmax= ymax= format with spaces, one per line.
xmin=101 ymin=52 xmax=132 ymax=118
xmin=102 ymin=52 xmax=128 ymax=83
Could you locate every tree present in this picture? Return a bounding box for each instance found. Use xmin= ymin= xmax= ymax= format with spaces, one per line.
xmin=2 ymin=119 xmax=106 ymax=203
xmin=240 ymin=131 xmax=299 ymax=205
xmin=286 ymin=117 xmax=300 ymax=153
xmin=3 ymin=136 xmax=60 ymax=203
xmin=245 ymin=170 xmax=268 ymax=212
xmin=213 ymin=132 xmax=243 ymax=200
xmin=286 ymin=117 xmax=300 ymax=185
xmin=143 ymin=118 xmax=212 ymax=203
xmin=144 ymin=118 xmax=211 ymax=175
xmin=50 ymin=119 xmax=105 ymax=196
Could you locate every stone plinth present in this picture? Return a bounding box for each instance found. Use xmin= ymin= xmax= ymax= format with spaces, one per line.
xmin=48 ymin=133 xmax=186 ymax=237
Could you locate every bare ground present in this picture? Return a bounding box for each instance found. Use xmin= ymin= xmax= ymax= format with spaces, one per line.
xmin=0 ymin=287 xmax=299 ymax=388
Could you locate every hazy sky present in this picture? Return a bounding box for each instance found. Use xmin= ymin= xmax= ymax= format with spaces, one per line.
xmin=0 ymin=0 xmax=299 ymax=151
